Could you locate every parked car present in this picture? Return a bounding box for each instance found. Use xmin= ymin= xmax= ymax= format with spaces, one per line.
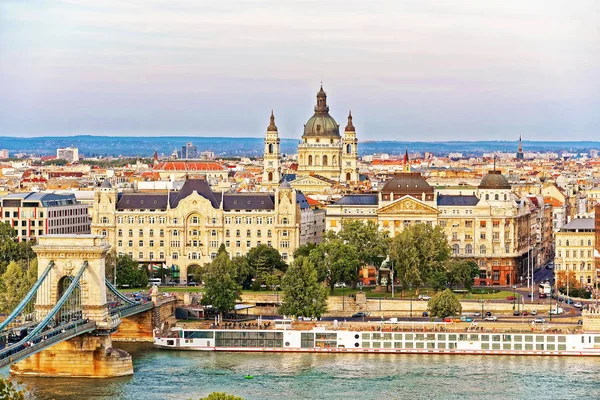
xmin=352 ymin=312 xmax=368 ymax=318
xmin=530 ymin=310 xmax=537 ymax=316
xmin=422 ymin=311 xmax=430 ymax=317
xmin=187 ymin=281 xmax=199 ymax=287
xmin=418 ymin=294 xmax=431 ymax=301
xmin=473 ymin=312 xmax=481 ymax=317
xmin=334 ymin=282 xmax=347 ymax=288
xmin=513 ymin=310 xmax=521 ymax=316
xmin=506 ymin=296 xmax=515 ymax=301
xmin=522 ymin=311 xmax=528 ymax=316
xmin=573 ymin=302 xmax=583 ymax=308
xmin=444 ymin=317 xmax=453 ymax=323
xmin=165 ymin=281 xmax=177 ymax=287
xmin=484 ymin=316 xmax=498 ymax=321
xmin=533 ymin=318 xmax=546 ymax=324
xmin=549 ymin=307 xmax=564 ymax=315
xmin=485 ymin=311 xmax=492 ymax=317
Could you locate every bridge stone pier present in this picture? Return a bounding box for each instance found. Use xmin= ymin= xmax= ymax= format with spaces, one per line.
xmin=10 ymin=235 xmax=133 ymax=378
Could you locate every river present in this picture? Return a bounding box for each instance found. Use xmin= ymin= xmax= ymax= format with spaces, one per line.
xmin=3 ymin=343 xmax=600 ymax=399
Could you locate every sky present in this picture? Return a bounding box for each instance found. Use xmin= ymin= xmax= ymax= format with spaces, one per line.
xmin=1 ymin=0 xmax=599 ymax=141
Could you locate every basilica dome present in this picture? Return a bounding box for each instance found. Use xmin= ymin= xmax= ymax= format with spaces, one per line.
xmin=479 ymin=170 xmax=510 ymax=189
xmin=302 ymin=85 xmax=340 ymax=138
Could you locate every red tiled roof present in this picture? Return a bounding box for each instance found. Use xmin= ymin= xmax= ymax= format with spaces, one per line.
xmin=153 ymin=161 xmax=226 ymax=172
xmin=305 ymin=196 xmax=322 ymax=206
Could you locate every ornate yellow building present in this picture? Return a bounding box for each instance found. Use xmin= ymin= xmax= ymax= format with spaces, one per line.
xmin=91 ymin=178 xmax=321 ymax=284
xmin=326 ymin=168 xmax=533 ymax=286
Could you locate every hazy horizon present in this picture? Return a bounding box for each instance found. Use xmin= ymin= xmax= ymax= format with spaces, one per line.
xmin=1 ymin=1 xmax=599 ymax=141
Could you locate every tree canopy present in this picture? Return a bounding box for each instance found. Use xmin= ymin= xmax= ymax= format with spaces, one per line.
xmin=201 ymin=249 xmax=241 ymax=315
xmin=0 ymin=377 xmax=25 ymax=400
xmin=335 ymin=220 xmax=389 ymax=268
xmin=389 ymin=223 xmax=451 ymax=295
xmin=427 ymin=289 xmax=462 ymax=318
xmin=448 ymin=260 xmax=479 ymax=291
xmin=116 ymin=254 xmax=148 ymax=288
xmin=0 ymin=260 xmax=37 ymax=314
xmin=198 ymin=393 xmax=243 ymax=400
xmin=0 ymin=222 xmax=36 ymax=274
xmin=279 ymin=256 xmax=328 ymax=319
xmin=309 ymin=238 xmax=359 ymax=293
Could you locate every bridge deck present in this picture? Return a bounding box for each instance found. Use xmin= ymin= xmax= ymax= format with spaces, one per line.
xmin=0 ymin=321 xmax=97 ymax=369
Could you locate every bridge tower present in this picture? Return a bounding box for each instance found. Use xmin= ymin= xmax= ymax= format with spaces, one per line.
xmin=10 ymin=235 xmax=133 ymax=378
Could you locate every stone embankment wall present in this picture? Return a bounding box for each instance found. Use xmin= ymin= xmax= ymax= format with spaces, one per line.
xmin=238 ymin=293 xmax=550 ymax=317
xmin=112 ymin=298 xmax=178 ymax=342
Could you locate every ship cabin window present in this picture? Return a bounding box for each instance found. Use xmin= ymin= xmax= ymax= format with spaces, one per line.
xmin=183 ymin=331 xmax=214 ymax=339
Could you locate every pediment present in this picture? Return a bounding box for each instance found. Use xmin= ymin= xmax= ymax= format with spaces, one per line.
xmin=291 ymin=176 xmax=332 ymax=187
xmin=378 ymin=196 xmax=439 ymax=215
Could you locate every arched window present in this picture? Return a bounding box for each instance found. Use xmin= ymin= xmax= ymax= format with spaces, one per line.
xmin=308 ymin=155 xmax=313 ymax=166
xmin=268 ymin=143 xmax=273 ymax=154
xmin=128 ymin=229 xmax=133 ymax=237
xmin=504 ymin=194 xmax=507 ymax=201
xmin=566 ymin=240 xmax=570 ymax=246
xmin=465 ymin=244 xmax=473 ymax=254
xmin=505 ymin=244 xmax=509 ymax=253
xmin=558 ymin=240 xmax=562 ymax=246
xmin=580 ymin=240 xmax=584 ymax=246
xmin=332 ymin=155 xmax=337 ymax=165
xmin=588 ymin=240 xmax=592 ymax=246
xmin=118 ymin=229 xmax=123 ymax=237
xmin=346 ymin=172 xmax=351 ymax=181
xmin=101 ymin=217 xmax=108 ymax=224
xmin=323 ymin=155 xmax=328 ymax=166
xmin=494 ymin=194 xmax=499 ymax=201
xmin=485 ymin=194 xmax=489 ymax=200
xmin=268 ymin=172 xmax=273 ymax=182
xmin=347 ymin=144 xmax=352 ymax=154
xmin=480 ymin=245 xmax=486 ymax=254
xmin=452 ymin=244 xmax=460 ymax=255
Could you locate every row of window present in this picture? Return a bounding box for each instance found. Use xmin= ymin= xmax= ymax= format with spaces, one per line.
xmin=452 ymin=244 xmax=511 ymax=255
xmin=557 ymin=249 xmax=593 ymax=258
xmin=558 ymin=239 xmax=593 ymax=247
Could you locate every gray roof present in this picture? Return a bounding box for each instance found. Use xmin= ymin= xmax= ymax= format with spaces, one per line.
xmin=170 ymin=179 xmax=219 ymax=209
xmin=100 ymin=180 xmax=112 ymax=189
xmin=222 ymin=193 xmax=274 ymax=211
xmin=296 ymin=193 xmax=310 ymax=210
xmin=116 ymin=193 xmax=169 ymax=210
xmin=334 ymin=194 xmax=379 ymax=206
xmin=437 ymin=195 xmax=480 ymax=207
xmin=1 ymin=192 xmax=77 ymax=208
xmin=560 ymin=218 xmax=594 ymax=231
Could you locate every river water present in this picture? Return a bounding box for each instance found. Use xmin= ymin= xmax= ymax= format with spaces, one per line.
xmin=3 ymin=343 xmax=600 ymax=400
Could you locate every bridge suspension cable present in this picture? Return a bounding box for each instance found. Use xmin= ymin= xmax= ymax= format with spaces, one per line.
xmin=18 ymin=261 xmax=88 ymax=345
xmin=0 ymin=261 xmax=54 ymax=332
xmin=105 ymin=278 xmax=136 ymax=305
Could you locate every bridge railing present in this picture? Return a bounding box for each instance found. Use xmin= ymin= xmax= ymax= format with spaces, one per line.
xmin=0 ymin=320 xmax=96 ymax=369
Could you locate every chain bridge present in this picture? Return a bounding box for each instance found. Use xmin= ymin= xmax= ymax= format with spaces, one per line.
xmin=0 ymin=235 xmax=174 ymax=377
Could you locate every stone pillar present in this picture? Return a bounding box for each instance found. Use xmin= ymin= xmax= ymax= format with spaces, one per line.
xmin=11 ymin=334 xmax=132 ymax=378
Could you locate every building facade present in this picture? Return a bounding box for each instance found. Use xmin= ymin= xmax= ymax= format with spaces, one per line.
xmin=262 ymin=111 xmax=281 ymax=188
xmin=554 ymin=218 xmax=596 ymax=288
xmin=326 ymin=169 xmax=536 ymax=286
xmin=295 ymin=86 xmax=359 ymax=182
xmin=0 ymin=192 xmax=90 ymax=241
xmin=91 ymin=178 xmax=320 ymax=284
xmin=56 ymin=147 xmax=79 ymax=163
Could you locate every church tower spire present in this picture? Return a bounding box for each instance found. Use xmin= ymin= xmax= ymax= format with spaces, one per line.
xmin=263 ymin=110 xmax=281 ymax=187
xmin=516 ymin=135 xmax=524 ymax=160
xmin=341 ymin=110 xmax=359 ymax=183
xmin=403 ymin=149 xmax=410 ymax=172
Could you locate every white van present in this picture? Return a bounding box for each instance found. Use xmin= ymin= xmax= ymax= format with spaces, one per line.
xmin=148 ymin=278 xmax=162 ymax=287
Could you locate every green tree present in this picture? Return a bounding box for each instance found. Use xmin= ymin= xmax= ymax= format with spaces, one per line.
xmin=279 ymin=256 xmax=328 ymax=319
xmin=0 ymin=377 xmax=25 ymax=400
xmin=336 ymin=220 xmax=390 ymax=280
xmin=428 ymin=269 xmax=448 ymax=292
xmin=0 ymin=222 xmax=19 ymax=273
xmin=105 ymin=248 xmax=117 ymax=283
xmin=0 ymin=261 xmax=27 ymax=313
xmin=199 ymin=393 xmax=243 ymax=400
xmin=309 ymin=238 xmax=359 ymax=294
xmin=293 ymin=242 xmax=317 ymax=259
xmin=427 ymin=288 xmax=462 ymax=318
xmin=45 ymin=158 xmax=69 ymax=166
xmin=201 ymin=250 xmax=241 ymax=316
xmin=448 ymin=260 xmax=479 ymax=291
xmin=231 ymin=255 xmax=253 ymax=289
xmin=116 ymin=255 xmax=148 ymax=288
xmin=389 ymin=223 xmax=451 ymax=295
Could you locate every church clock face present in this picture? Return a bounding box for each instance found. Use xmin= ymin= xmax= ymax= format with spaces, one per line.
xmin=268 ymin=161 xmax=274 ymax=166
xmin=345 ymin=161 xmax=351 ymax=166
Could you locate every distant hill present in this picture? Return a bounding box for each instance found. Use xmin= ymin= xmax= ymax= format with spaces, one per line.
xmin=1 ymin=136 xmax=599 ymax=158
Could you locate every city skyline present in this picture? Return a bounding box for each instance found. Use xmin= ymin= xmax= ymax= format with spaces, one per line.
xmin=1 ymin=1 xmax=599 ymax=141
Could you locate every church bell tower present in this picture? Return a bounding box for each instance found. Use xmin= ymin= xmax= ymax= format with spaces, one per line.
xmin=341 ymin=111 xmax=359 ymax=182
xmin=263 ymin=110 xmax=281 ymax=186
